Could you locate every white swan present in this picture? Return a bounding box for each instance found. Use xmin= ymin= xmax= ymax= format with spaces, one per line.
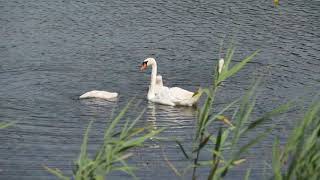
xmin=140 ymin=58 xmax=201 ymax=106
xmin=79 ymin=90 xmax=118 ymax=100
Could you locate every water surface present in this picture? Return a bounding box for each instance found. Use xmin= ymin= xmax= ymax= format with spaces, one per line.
xmin=0 ymin=0 xmax=319 ymax=179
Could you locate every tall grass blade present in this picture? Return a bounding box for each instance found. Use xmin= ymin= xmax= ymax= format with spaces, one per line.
xmin=45 ymin=100 xmax=162 ymax=179
xmin=272 ymin=138 xmax=282 ymax=180
xmin=208 ymin=127 xmax=223 ymax=180
xmin=175 ymin=140 xmax=190 ymax=160
xmin=196 ymin=97 xmax=212 ymax=140
xmin=237 ymin=128 xmax=272 ymax=156
xmin=244 ymin=101 xmax=294 ymax=134
xmin=78 ymin=120 xmax=93 ymax=168
xmin=219 ymin=50 xmax=260 ymax=83
xmin=244 ymin=168 xmax=251 ymax=180
xmin=128 ymin=108 xmax=146 ymax=131
xmin=224 ymin=46 xmax=235 ymax=70
xmin=162 ymin=148 xmax=182 ymax=177
xmin=105 ymin=100 xmax=132 ymax=139
xmin=231 ymin=81 xmax=259 ymax=147
xmin=112 ymin=166 xmax=137 ymax=178
xmin=206 ymin=99 xmax=239 ymax=129
xmin=220 ymin=128 xmax=272 ymax=178
xmin=0 ymin=121 xmax=17 ymax=129
xmin=43 ymin=166 xmax=70 ymax=180
xmin=193 ymin=135 xmax=211 ymax=153
xmin=119 ymin=128 xmax=164 ymax=152
xmin=117 ymin=159 xmax=137 ymax=178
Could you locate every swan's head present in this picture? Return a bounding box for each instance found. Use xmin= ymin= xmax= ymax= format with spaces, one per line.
xmin=140 ymin=57 xmax=156 ymax=71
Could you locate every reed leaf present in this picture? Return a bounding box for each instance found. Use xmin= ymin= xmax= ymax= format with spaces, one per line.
xmin=128 ymin=108 xmax=146 ymax=130
xmin=237 ymin=128 xmax=272 ymax=156
xmin=243 ymin=101 xmax=294 ymax=134
xmin=162 ymin=148 xmax=182 ymax=177
xmin=78 ymin=120 xmax=93 ymax=168
xmin=271 ymin=99 xmax=320 ymax=180
xmin=175 ymin=140 xmax=190 ymax=160
xmin=231 ymin=82 xmax=259 ymax=147
xmin=0 ymin=121 xmax=17 ymax=129
xmin=105 ymin=100 xmax=132 ymax=139
xmin=272 ymin=138 xmax=282 ymax=180
xmin=205 ymin=99 xmax=239 ymax=130
xmin=43 ymin=166 xmax=70 ymax=180
xmin=208 ymin=127 xmax=223 ymax=180
xmin=244 ymin=169 xmax=251 ymax=180
xmin=45 ymin=100 xmax=162 ymax=180
xmin=218 ymin=50 xmax=259 ymax=83
xmin=224 ymin=45 xmax=235 ymax=71
xmin=219 ymin=127 xmax=272 ymax=178
xmin=193 ymin=135 xmax=211 ymax=153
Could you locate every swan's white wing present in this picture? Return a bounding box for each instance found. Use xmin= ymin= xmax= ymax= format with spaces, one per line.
xmin=150 ymin=86 xmax=198 ymax=106
xmin=168 ymin=87 xmax=194 ymax=101
xmin=151 ymin=86 xmax=175 ymax=106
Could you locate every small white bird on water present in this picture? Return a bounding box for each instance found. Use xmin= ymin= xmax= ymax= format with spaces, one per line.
xmin=79 ymin=90 xmax=118 ymax=100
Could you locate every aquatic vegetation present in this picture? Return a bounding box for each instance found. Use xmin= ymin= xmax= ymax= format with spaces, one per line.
xmin=44 ymin=44 xmax=319 ymax=180
xmin=44 ymin=100 xmax=163 ymax=180
xmin=272 ymin=100 xmax=320 ymax=180
xmin=0 ymin=121 xmax=16 ymax=129
xmin=166 ymin=45 xmax=294 ymax=179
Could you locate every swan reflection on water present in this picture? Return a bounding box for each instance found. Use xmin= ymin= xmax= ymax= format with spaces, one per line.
xmin=79 ymin=98 xmax=118 ymax=118
xmin=137 ymin=102 xmax=197 ymax=169
xmin=146 ymin=102 xmax=197 ymax=131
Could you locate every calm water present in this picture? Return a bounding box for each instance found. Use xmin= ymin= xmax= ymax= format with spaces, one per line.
xmin=0 ymin=0 xmax=319 ymax=179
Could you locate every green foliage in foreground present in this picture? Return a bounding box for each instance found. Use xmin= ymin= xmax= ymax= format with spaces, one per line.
xmin=0 ymin=121 xmax=16 ymax=129
xmin=44 ymin=44 xmax=319 ymax=180
xmin=272 ymin=100 xmax=320 ymax=180
xmin=168 ymin=45 xmax=293 ymax=180
xmin=45 ymin=101 xmax=163 ymax=180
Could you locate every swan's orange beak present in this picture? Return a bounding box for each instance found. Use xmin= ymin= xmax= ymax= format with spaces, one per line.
xmin=140 ymin=62 xmax=147 ymax=71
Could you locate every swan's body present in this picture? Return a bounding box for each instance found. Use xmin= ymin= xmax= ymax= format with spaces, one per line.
xmin=79 ymin=90 xmax=118 ymax=100
xmin=140 ymin=58 xmax=201 ymax=106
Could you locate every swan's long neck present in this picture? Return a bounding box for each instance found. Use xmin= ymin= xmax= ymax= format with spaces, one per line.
xmin=148 ymin=62 xmax=157 ymax=99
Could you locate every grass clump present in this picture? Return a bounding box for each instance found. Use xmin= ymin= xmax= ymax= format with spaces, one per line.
xmin=272 ymin=99 xmax=320 ymax=180
xmin=44 ymin=100 xmax=164 ymax=180
xmin=168 ymin=45 xmax=293 ymax=179
xmin=43 ymin=44 xmax=319 ymax=180
xmin=191 ymin=46 xmax=292 ymax=180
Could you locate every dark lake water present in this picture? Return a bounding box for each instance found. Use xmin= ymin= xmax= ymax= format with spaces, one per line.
xmin=0 ymin=0 xmax=319 ymax=179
